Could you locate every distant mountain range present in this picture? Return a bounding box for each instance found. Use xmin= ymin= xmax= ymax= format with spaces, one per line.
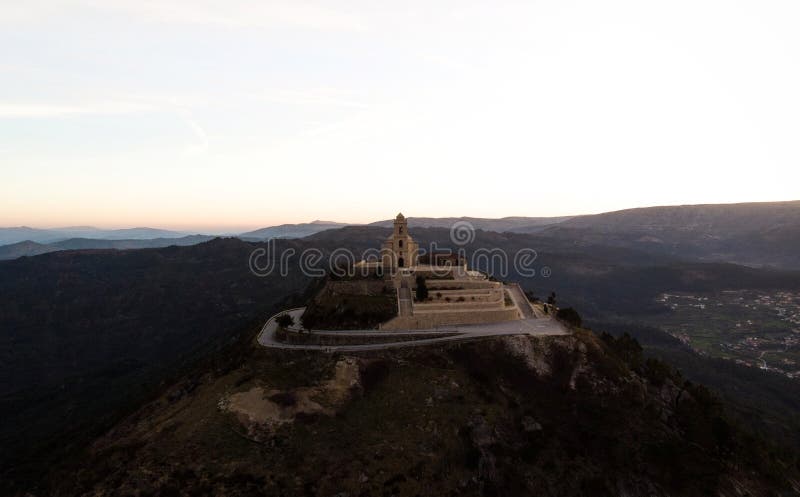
xmin=238 ymin=220 xmax=350 ymax=240
xmin=534 ymin=200 xmax=800 ymax=269
xmin=2 ymin=201 xmax=799 ymax=266
xmin=0 ymin=221 xmax=355 ymax=260
xmin=369 ymin=216 xmax=573 ymax=232
xmin=548 ymin=200 xmax=800 ymax=234
xmin=0 ymin=226 xmax=192 ymax=245
xmin=0 ymin=235 xmax=216 ymax=260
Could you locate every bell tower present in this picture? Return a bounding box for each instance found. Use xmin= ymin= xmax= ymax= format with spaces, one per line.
xmin=382 ymin=212 xmax=418 ymax=269
xmin=394 ymin=212 xmax=407 ymax=237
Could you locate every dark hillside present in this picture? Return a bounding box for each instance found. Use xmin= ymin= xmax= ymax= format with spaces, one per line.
xmin=590 ymin=320 xmax=800 ymax=451
xmin=0 ymin=238 xmax=313 ymax=491
xmin=45 ymin=329 xmax=800 ymax=496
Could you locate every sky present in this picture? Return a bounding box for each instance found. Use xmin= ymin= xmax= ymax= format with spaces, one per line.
xmin=1 ymin=0 xmax=799 ymax=231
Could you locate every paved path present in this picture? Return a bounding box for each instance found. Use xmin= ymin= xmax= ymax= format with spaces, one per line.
xmin=505 ymin=283 xmax=536 ymax=319
xmin=257 ymin=307 xmax=569 ymax=352
xmin=398 ymin=284 xmax=413 ymax=317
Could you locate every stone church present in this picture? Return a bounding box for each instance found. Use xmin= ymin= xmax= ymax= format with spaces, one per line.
xmin=350 ymin=211 xmax=535 ymax=329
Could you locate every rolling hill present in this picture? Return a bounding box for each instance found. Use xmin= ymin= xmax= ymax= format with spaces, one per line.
xmin=0 ymin=235 xmax=216 ymax=260
xmin=0 ymin=226 xmax=192 ymax=245
xmin=531 ymin=201 xmax=800 ymax=269
xmin=239 ymin=220 xmax=351 ymax=240
xmin=369 ymin=215 xmax=572 ymax=232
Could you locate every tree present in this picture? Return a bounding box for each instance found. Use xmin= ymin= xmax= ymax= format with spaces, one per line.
xmin=556 ymin=307 xmax=582 ymax=328
xmin=604 ymin=332 xmax=643 ymax=372
xmin=416 ymin=276 xmax=429 ymax=301
xmin=547 ymin=291 xmax=557 ymax=306
xmin=276 ymin=313 xmax=294 ymax=329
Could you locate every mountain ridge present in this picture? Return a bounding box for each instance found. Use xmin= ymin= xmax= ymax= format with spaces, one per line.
xmin=239 ymin=221 xmax=351 ymax=240
xmin=0 ymin=235 xmax=216 ymax=260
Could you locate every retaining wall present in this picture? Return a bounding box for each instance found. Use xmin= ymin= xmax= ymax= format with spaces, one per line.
xmin=413 ymin=299 xmax=505 ymax=311
xmin=425 ymin=280 xmax=501 ymax=290
xmin=381 ymin=307 xmax=519 ymax=330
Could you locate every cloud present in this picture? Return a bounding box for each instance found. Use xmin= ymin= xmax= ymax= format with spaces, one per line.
xmin=180 ymin=113 xmax=210 ymax=158
xmin=0 ymin=1 xmax=68 ymax=23
xmin=248 ymin=88 xmax=368 ymax=109
xmin=0 ymin=100 xmax=157 ymax=118
xmin=0 ymin=86 xmax=367 ymax=122
xmin=1 ymin=0 xmax=368 ymax=31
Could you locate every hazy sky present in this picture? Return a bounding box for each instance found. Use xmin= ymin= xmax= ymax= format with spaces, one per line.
xmin=2 ymin=1 xmax=799 ymax=230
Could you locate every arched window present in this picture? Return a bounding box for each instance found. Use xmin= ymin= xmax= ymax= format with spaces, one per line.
xmin=399 ymin=240 xmax=403 ymax=248
xmin=399 ymin=227 xmax=403 ymax=234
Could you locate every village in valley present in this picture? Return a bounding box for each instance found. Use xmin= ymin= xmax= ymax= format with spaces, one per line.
xmin=653 ymin=290 xmax=800 ymax=378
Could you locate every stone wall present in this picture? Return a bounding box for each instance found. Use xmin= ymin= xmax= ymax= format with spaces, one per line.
xmin=381 ymin=307 xmax=519 ymax=330
xmin=276 ymin=328 xmax=458 ymax=345
xmin=425 ymin=280 xmax=502 ymax=290
xmin=413 ymin=300 xmax=505 ymax=311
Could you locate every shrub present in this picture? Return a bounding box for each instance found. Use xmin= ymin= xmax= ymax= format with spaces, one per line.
xmin=276 ymin=313 xmax=294 ymax=328
xmin=416 ymin=276 xmax=429 ymax=301
xmin=644 ymin=357 xmax=674 ymax=387
xmin=601 ymin=332 xmax=643 ymax=372
xmin=556 ymin=307 xmax=582 ymax=327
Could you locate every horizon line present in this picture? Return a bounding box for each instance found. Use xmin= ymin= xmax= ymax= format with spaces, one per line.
xmin=2 ymin=198 xmax=799 ymax=233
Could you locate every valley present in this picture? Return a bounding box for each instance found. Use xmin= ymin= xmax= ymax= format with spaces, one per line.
xmin=650 ymin=290 xmax=800 ymax=377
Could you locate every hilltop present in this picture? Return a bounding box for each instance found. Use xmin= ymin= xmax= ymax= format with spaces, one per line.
xmin=40 ymin=326 xmax=799 ymax=496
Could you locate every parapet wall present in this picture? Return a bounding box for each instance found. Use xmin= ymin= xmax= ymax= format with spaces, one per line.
xmin=276 ymin=329 xmax=458 ymax=345
xmin=413 ymin=299 xmax=504 ymax=311
xmin=425 ymin=280 xmax=502 ymax=290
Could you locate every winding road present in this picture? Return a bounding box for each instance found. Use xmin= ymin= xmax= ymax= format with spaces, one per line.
xmin=257 ymin=307 xmax=569 ymax=352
